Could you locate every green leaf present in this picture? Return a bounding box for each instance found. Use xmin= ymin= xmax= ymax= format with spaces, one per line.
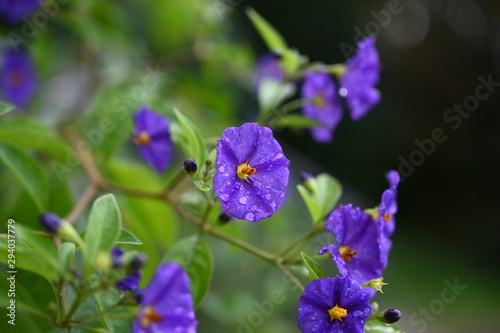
xmin=16 ymin=225 xmax=59 ymax=273
xmin=315 ymin=174 xmax=342 ymax=223
xmin=173 ymin=108 xmax=206 ymax=166
xmin=194 ymin=179 xmax=212 ymax=192
xmin=297 ymin=184 xmax=321 ymax=223
xmin=257 ymin=80 xmax=296 ymax=113
xmin=0 ymin=235 xmax=55 ymax=280
xmin=246 ymin=8 xmax=288 ymax=52
xmin=297 ymin=173 xmax=342 ymax=224
xmin=0 ymin=143 xmax=49 ymax=212
xmin=364 ymin=320 xmax=405 ymax=333
xmin=57 ymin=242 xmax=76 ymax=274
xmin=115 ymin=229 xmax=143 ymax=245
xmin=0 ymin=101 xmax=15 ymax=116
xmin=0 ymin=117 xmax=71 ymax=161
xmin=91 ymin=277 xmax=132 ymax=332
xmin=271 ymin=114 xmax=323 ymax=129
xmin=163 ymin=235 xmax=213 ymax=308
xmin=301 ymin=252 xmax=327 ymax=281
xmin=84 ymin=194 xmax=122 ymax=266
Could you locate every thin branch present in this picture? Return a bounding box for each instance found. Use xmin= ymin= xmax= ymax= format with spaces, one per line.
xmin=65 ymin=184 xmax=97 ymax=224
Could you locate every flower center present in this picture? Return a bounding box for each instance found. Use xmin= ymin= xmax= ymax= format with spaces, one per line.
xmin=237 ymin=162 xmax=256 ymax=181
xmin=9 ymin=69 xmax=24 ymax=87
xmin=383 ymin=213 xmax=393 ymax=222
xmin=328 ymin=304 xmax=347 ymax=321
xmin=140 ymin=306 xmax=162 ymax=328
xmin=339 ymin=246 xmax=356 ymax=261
xmin=134 ymin=131 xmax=151 ymax=145
xmin=312 ymin=94 xmax=326 ymax=108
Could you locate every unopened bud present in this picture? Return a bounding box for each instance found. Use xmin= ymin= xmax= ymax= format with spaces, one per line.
xmin=378 ymin=308 xmax=402 ymax=324
xmin=218 ymin=211 xmax=232 ymax=224
xmin=129 ymin=252 xmax=147 ymax=271
xmin=300 ymin=171 xmax=317 ymax=193
xmin=40 ymin=212 xmax=63 ymax=234
xmin=361 ymin=277 xmax=387 ymax=293
xmin=183 ymin=158 xmax=198 ymax=176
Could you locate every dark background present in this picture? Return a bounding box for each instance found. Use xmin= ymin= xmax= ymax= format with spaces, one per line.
xmin=232 ymin=0 xmax=500 ymax=331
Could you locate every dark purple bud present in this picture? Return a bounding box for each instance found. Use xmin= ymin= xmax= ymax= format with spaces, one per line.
xmin=380 ymin=309 xmax=402 ymax=324
xmin=183 ymin=158 xmax=198 ymax=176
xmin=129 ymin=252 xmax=147 ymax=271
xmin=133 ymin=289 xmax=144 ymax=304
xmin=111 ymin=247 xmax=125 ymax=267
xmin=39 ymin=212 xmax=63 ymax=234
xmin=218 ymin=211 xmax=232 ymax=224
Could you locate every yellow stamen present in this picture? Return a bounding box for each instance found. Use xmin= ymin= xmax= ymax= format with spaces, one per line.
xmin=383 ymin=213 xmax=393 ymax=222
xmin=328 ymin=304 xmax=347 ymax=321
xmin=312 ymin=95 xmax=326 ymax=108
xmin=140 ymin=306 xmax=162 ymax=328
xmin=339 ymin=246 xmax=357 ymax=261
xmin=237 ymin=162 xmax=256 ymax=181
xmin=134 ymin=131 xmax=151 ymax=145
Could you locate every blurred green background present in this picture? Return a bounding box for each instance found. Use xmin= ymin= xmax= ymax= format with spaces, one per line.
xmin=1 ymin=0 xmax=499 ymax=332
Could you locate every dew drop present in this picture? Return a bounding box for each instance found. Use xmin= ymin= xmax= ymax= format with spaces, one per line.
xmin=270 ymin=201 xmax=277 ymax=209
xmin=339 ymin=87 xmax=348 ymax=97
xmin=238 ymin=197 xmax=248 ymax=204
xmin=275 ymin=153 xmax=283 ymax=159
xmin=245 ymin=212 xmax=255 ymax=221
xmin=250 ymin=205 xmax=261 ymax=212
xmin=279 ymin=192 xmax=285 ymax=199
xmin=218 ymin=165 xmax=225 ymax=172
xmin=264 ymin=194 xmax=272 ymax=200
xmin=220 ymin=194 xmax=229 ymax=202
xmin=259 ymin=158 xmax=266 ymax=164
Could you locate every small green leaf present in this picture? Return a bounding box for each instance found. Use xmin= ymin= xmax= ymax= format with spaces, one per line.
xmin=0 ymin=235 xmax=55 ymax=280
xmin=271 ymin=114 xmax=323 ymax=129
xmin=91 ymin=277 xmax=132 ymax=332
xmin=297 ymin=173 xmax=342 ymax=224
xmin=257 ymin=80 xmax=296 ymax=113
xmin=57 ymin=242 xmax=76 ymax=274
xmin=173 ymin=108 xmax=206 ymax=166
xmin=115 ymin=229 xmax=143 ymax=245
xmin=315 ymin=174 xmax=342 ymax=223
xmin=297 ymin=184 xmax=321 ymax=223
xmin=301 ymin=252 xmax=327 ymax=281
xmin=0 ymin=101 xmax=15 ymax=116
xmin=364 ymin=320 xmax=405 ymax=333
xmin=194 ymin=179 xmax=212 ymax=192
xmin=246 ymin=7 xmax=288 ymax=53
xmin=0 ymin=143 xmax=48 ymax=212
xmin=84 ymin=194 xmax=122 ymax=266
xmin=163 ymin=235 xmax=213 ymax=308
xmin=16 ymin=225 xmax=59 ymax=273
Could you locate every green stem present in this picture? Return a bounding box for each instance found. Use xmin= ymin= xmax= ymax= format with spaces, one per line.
xmin=277 ymin=224 xmax=324 ymax=258
xmin=277 ymin=262 xmax=304 ymax=292
xmin=257 ymin=98 xmax=308 ymax=125
xmin=164 ymin=168 xmax=187 ymax=193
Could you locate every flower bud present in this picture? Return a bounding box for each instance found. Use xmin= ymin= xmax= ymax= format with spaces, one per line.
xmin=40 ymin=212 xmax=63 ymax=234
xmin=129 ymin=252 xmax=148 ymax=271
xmin=112 ymin=247 xmax=125 ymax=267
xmin=378 ymin=309 xmax=402 ymax=324
xmin=300 ymin=171 xmax=317 ymax=193
xmin=183 ymin=158 xmax=198 ymax=176
xmin=218 ymin=211 xmax=232 ymax=224
xmin=361 ymin=277 xmax=387 ymax=293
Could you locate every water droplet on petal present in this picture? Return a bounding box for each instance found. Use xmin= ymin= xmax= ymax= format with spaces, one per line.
xmin=245 ymin=212 xmax=255 ymax=221
xmin=264 ymin=194 xmax=272 ymax=200
xmin=279 ymin=192 xmax=285 ymax=199
xmin=250 ymin=205 xmax=261 ymax=212
xmin=239 ymin=197 xmax=248 ymax=204
xmin=220 ymin=194 xmax=229 ymax=202
xmin=339 ymin=87 xmax=348 ymax=97
xmin=270 ymin=201 xmax=277 ymax=209
xmin=218 ymin=165 xmax=225 ymax=172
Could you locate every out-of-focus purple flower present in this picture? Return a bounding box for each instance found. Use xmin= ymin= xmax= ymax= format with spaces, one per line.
xmin=0 ymin=0 xmax=39 ymax=23
xmin=1 ymin=48 xmax=37 ymax=108
xmin=116 ymin=270 xmax=142 ymax=292
xmin=111 ymin=247 xmax=125 ymax=267
xmin=301 ymin=72 xmax=343 ymax=143
xmin=339 ymin=37 xmax=381 ymax=120
xmin=133 ymin=106 xmax=172 ymax=173
xmin=252 ymin=53 xmax=285 ymax=92
xmin=319 ymin=204 xmax=385 ymax=291
xmin=377 ymin=170 xmax=400 ymax=237
xmin=298 ymin=276 xmax=371 ymax=333
xmin=133 ymin=262 xmax=197 ymax=333
xmin=213 ymin=123 xmax=290 ymax=222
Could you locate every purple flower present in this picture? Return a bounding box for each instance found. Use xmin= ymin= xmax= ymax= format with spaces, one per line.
xmin=376 ymin=170 xmax=400 ymax=269
xmin=0 ymin=0 xmax=39 ymax=23
xmin=339 ymin=37 xmax=381 ymax=120
xmin=116 ymin=270 xmax=142 ymax=292
xmin=298 ymin=276 xmax=371 ymax=333
xmin=133 ymin=106 xmax=172 ymax=173
xmin=377 ymin=170 xmax=400 ymax=237
xmin=319 ymin=204 xmax=385 ymax=290
xmin=252 ymin=53 xmax=285 ymax=92
xmin=133 ymin=262 xmax=197 ymax=333
xmin=39 ymin=212 xmax=63 ymax=234
xmin=111 ymin=247 xmax=125 ymax=267
xmin=214 ymin=123 xmax=290 ymax=222
xmin=1 ymin=48 xmax=37 ymax=108
xmin=301 ymin=72 xmax=343 ymax=143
